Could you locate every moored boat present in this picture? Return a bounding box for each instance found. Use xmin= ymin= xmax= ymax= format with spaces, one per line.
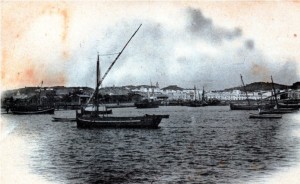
xmin=230 ymin=103 xmax=275 ymax=110
xmin=9 ymin=81 xmax=55 ymax=115
xmin=230 ymin=75 xmax=274 ymax=110
xmin=76 ymin=111 xmax=166 ymax=128
xmin=76 ymin=25 xmax=169 ymax=129
xmin=11 ymin=106 xmax=55 ymax=115
xmin=134 ymin=98 xmax=160 ymax=108
xmin=249 ymin=114 xmax=282 ymax=119
xmin=277 ymin=103 xmax=300 ymax=109
xmin=259 ymin=108 xmax=298 ymax=114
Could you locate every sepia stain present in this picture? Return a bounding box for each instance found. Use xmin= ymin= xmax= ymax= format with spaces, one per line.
xmin=1 ymin=49 xmax=8 ymax=80
xmin=60 ymin=8 xmax=70 ymax=43
xmin=2 ymin=2 xmax=72 ymax=90
xmin=250 ymin=63 xmax=270 ymax=81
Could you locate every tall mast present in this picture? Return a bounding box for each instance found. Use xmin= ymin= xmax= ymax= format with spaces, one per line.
xmin=85 ymin=24 xmax=142 ymax=105
xmin=39 ymin=81 xmax=43 ymax=105
xmin=151 ymin=80 xmax=154 ymax=97
xmin=194 ymin=85 xmax=197 ymax=101
xmin=271 ymin=75 xmax=278 ymax=106
xmin=95 ymin=54 xmax=100 ymax=112
xmin=240 ymin=74 xmax=250 ymax=106
xmin=202 ymin=86 xmax=205 ymax=101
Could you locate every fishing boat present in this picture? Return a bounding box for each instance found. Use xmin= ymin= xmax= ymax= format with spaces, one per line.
xmin=230 ymin=75 xmax=274 ymax=110
xmin=230 ymin=103 xmax=275 ymax=110
xmin=10 ymin=81 xmax=55 ymax=115
xmin=277 ymin=103 xmax=300 ymax=109
xmin=134 ymin=82 xmax=160 ymax=108
xmin=83 ymin=105 xmax=113 ymax=114
xmin=11 ymin=105 xmax=54 ymax=115
xmin=77 ymin=113 xmax=165 ymax=128
xmin=185 ymin=86 xmax=207 ymax=107
xmin=134 ymin=98 xmax=160 ymax=108
xmin=76 ymin=24 xmax=169 ymax=129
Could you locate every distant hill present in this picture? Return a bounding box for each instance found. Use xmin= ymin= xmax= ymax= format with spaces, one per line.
xmin=224 ymin=82 xmax=291 ymax=92
xmin=161 ymin=85 xmax=184 ymax=91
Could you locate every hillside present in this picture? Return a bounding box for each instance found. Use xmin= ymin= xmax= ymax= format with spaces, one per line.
xmin=224 ymin=82 xmax=290 ymax=92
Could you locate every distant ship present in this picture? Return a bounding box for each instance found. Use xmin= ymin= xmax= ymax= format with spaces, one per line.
xmin=10 ymin=81 xmax=55 ymax=115
xmin=229 ymin=103 xmax=275 ymax=110
xmin=185 ymin=86 xmax=207 ymax=107
xmin=230 ymin=75 xmax=274 ymax=110
xmin=134 ymin=97 xmax=160 ymax=108
xmin=10 ymin=105 xmax=54 ymax=115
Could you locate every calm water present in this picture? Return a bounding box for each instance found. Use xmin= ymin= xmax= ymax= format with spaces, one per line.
xmin=1 ymin=106 xmax=300 ymax=183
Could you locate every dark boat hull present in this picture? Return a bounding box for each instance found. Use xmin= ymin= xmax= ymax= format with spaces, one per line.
xmin=83 ymin=109 xmax=113 ymax=115
xmin=259 ymin=108 xmax=298 ymax=114
xmin=249 ymin=114 xmax=282 ymax=119
xmin=230 ymin=103 xmax=275 ymax=110
xmin=134 ymin=102 xmax=159 ymax=108
xmin=277 ymin=103 xmax=300 ymax=109
xmin=76 ymin=113 xmax=164 ymax=128
xmin=11 ymin=108 xmax=55 ymax=115
xmin=52 ymin=117 xmax=76 ymax=122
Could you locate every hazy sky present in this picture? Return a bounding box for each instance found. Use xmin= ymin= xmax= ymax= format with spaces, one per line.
xmin=2 ymin=1 xmax=300 ymax=91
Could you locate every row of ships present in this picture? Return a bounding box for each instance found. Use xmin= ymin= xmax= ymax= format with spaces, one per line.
xmin=3 ymin=24 xmax=299 ymax=127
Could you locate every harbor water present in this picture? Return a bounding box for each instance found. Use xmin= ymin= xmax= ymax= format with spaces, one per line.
xmin=1 ymin=106 xmax=300 ymax=183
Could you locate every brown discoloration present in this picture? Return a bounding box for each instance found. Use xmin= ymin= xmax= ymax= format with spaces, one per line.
xmin=60 ymin=8 xmax=70 ymax=43
xmin=251 ymin=63 xmax=270 ymax=81
xmin=62 ymin=50 xmax=70 ymax=59
xmin=1 ymin=50 xmax=8 ymax=80
xmin=1 ymin=2 xmax=71 ymax=90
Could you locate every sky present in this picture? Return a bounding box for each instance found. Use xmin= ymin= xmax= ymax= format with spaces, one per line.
xmin=1 ymin=1 xmax=300 ymax=91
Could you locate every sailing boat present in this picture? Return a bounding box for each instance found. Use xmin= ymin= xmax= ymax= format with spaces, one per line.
xmin=76 ymin=25 xmax=169 ymax=128
xmin=10 ymin=81 xmax=55 ymax=114
xmin=270 ymin=76 xmax=300 ymax=109
xmin=185 ymin=86 xmax=207 ymax=107
xmin=134 ymin=82 xmax=160 ymax=108
xmin=259 ymin=76 xmax=299 ymax=114
xmin=230 ymin=75 xmax=275 ymax=110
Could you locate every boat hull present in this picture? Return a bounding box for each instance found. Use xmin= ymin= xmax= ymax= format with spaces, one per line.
xmin=76 ymin=114 xmax=163 ymax=128
xmin=230 ymin=103 xmax=275 ymax=110
xmin=259 ymin=108 xmax=298 ymax=114
xmin=11 ymin=108 xmax=55 ymax=115
xmin=134 ymin=103 xmax=159 ymax=108
xmin=277 ymin=103 xmax=300 ymax=109
xmin=83 ymin=109 xmax=113 ymax=115
xmin=249 ymin=114 xmax=282 ymax=119
xmin=52 ymin=117 xmax=76 ymax=122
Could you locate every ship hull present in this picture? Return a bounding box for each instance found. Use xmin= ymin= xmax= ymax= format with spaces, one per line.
xmin=134 ymin=101 xmax=159 ymax=108
xmin=76 ymin=112 xmax=164 ymax=128
xmin=230 ymin=103 xmax=275 ymax=110
xmin=11 ymin=108 xmax=55 ymax=115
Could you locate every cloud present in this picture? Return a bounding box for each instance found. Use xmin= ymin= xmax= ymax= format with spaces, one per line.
xmin=245 ymin=39 xmax=255 ymax=50
xmin=186 ymin=7 xmax=242 ymax=44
